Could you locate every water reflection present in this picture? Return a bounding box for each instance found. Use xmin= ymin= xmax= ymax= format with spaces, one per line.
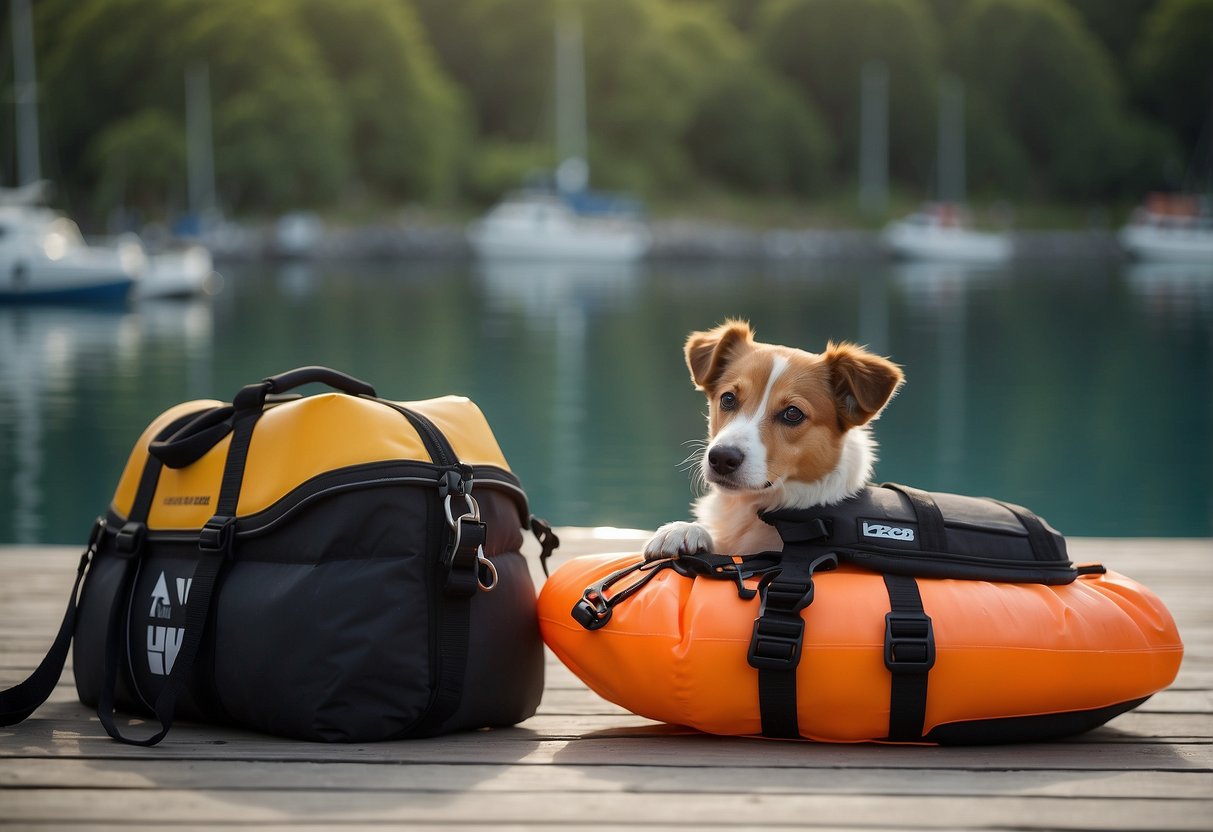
xmin=476 ymin=259 xmax=642 ymax=519
xmin=0 ymin=301 xmax=213 ymax=542
xmin=0 ymin=259 xmax=1209 ymax=541
xmin=1125 ymin=261 xmax=1213 ymax=321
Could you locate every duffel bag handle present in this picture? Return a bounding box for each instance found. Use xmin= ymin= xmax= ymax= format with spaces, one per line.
xmin=150 ymin=367 xmax=377 ymax=469
xmin=233 ymin=366 xmax=377 ymax=412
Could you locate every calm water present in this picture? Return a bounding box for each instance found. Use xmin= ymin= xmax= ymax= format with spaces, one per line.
xmin=1 ymin=257 xmax=1210 ymax=544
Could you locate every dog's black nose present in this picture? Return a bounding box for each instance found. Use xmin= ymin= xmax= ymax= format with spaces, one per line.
xmin=708 ymin=445 xmax=744 ymax=476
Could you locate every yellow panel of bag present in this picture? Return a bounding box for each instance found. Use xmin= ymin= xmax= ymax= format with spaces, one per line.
xmin=110 ymin=394 xmax=513 ymax=530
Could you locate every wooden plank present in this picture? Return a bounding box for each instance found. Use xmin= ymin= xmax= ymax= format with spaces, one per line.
xmin=3 ymin=790 xmax=1210 ymax=830
xmin=3 ymin=758 xmax=1211 ymax=799
xmin=1 ymin=536 xmax=1210 ymax=832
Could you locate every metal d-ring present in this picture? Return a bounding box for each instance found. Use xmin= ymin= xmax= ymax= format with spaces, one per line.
xmin=444 ymin=492 xmax=480 ymax=529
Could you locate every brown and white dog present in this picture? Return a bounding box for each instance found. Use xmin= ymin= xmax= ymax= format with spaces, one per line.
xmin=644 ymin=320 xmax=904 ymax=558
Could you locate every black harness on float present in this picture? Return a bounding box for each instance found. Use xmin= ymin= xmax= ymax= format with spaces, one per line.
xmin=572 ymin=482 xmax=1084 ymax=743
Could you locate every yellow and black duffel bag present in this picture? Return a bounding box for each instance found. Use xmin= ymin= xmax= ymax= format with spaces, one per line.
xmin=0 ymin=367 xmax=558 ymax=745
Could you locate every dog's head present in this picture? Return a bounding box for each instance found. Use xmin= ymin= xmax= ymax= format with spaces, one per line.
xmin=685 ymin=320 xmax=903 ymax=499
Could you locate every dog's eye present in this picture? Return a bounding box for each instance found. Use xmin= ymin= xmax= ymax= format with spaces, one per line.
xmin=720 ymin=392 xmax=738 ymax=410
xmin=779 ymin=406 xmax=806 ymax=425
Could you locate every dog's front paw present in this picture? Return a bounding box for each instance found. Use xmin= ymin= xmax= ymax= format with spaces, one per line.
xmin=644 ymin=522 xmax=714 ymax=560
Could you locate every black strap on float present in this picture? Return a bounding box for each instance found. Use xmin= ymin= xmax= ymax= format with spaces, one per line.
xmin=882 ymin=573 xmax=935 ymax=742
xmin=987 ymin=498 xmax=1062 ymax=562
xmin=747 ymin=551 xmax=838 ymax=739
xmin=880 ymin=483 xmax=947 ymax=552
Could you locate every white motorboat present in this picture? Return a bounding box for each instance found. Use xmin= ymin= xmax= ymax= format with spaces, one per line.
xmin=1119 ymin=195 xmax=1213 ymax=263
xmin=883 ymin=203 xmax=1012 ymax=264
xmin=0 ymin=202 xmax=144 ymax=303
xmin=138 ymin=243 xmax=219 ymax=299
xmin=467 ymin=191 xmax=650 ymax=262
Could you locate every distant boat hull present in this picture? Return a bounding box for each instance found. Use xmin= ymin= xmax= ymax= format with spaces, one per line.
xmin=1118 ymin=224 xmax=1213 ymax=263
xmin=0 ymin=274 xmax=133 ymax=304
xmin=468 ymin=193 xmax=650 ymax=262
xmin=883 ymin=220 xmax=1012 ymax=264
xmin=1 ymin=205 xmax=143 ymax=304
xmin=137 ymin=245 xmax=217 ymax=299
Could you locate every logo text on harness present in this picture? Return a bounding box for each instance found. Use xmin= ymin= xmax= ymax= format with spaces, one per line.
xmin=862 ymin=521 xmax=916 ymax=542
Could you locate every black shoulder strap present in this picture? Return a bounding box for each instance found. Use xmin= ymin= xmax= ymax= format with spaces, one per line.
xmin=882 ymin=573 xmax=935 ymax=742
xmin=0 ymin=522 xmax=102 ymax=726
xmin=98 ymin=407 xmax=260 ymax=746
xmin=0 ymin=406 xmax=206 ymax=731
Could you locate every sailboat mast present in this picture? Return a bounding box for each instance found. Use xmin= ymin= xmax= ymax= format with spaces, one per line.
xmin=10 ymin=0 xmax=42 ymax=185
xmin=186 ymin=63 xmax=218 ymax=225
xmin=858 ymin=60 xmax=889 ymax=216
xmin=554 ymin=0 xmax=588 ymax=193
xmin=937 ymin=75 xmax=965 ymax=204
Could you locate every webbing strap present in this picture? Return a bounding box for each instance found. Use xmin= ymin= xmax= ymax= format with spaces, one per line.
xmin=989 ymin=499 xmax=1061 ymax=562
xmin=100 ymin=409 xmax=260 ymax=746
xmin=882 ymin=574 xmax=935 ymax=742
xmin=748 ymin=553 xmax=837 ymax=740
xmin=882 ymin=483 xmax=946 ymax=551
xmin=0 ymin=541 xmax=95 ymax=725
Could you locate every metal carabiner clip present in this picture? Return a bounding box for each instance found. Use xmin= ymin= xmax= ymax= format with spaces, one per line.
xmin=476 ymin=546 xmax=498 ymax=592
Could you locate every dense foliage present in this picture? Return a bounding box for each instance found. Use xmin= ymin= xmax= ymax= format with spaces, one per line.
xmin=2 ymin=0 xmax=1209 ymax=220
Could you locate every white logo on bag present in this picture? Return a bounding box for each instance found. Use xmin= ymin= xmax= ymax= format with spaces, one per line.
xmin=147 ymin=626 xmax=184 ymax=676
xmin=862 ymin=522 xmax=915 ymax=542
xmin=146 ymin=571 xmax=192 ymax=676
xmin=149 ymin=572 xmax=172 ymax=619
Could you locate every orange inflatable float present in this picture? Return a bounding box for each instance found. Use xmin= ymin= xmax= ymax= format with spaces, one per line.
xmin=538 ymin=487 xmax=1184 ymax=744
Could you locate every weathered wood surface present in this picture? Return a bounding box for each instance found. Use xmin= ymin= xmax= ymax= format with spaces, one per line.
xmin=1 ymin=533 xmax=1210 ymax=830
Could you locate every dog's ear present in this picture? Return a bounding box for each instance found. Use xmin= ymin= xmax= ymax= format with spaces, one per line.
xmin=825 ymin=342 xmax=904 ymax=428
xmin=684 ymin=320 xmax=754 ymax=390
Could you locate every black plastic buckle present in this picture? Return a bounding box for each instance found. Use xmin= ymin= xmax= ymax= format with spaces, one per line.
xmin=883 ymin=611 xmax=936 ymax=672
xmin=199 ymin=515 xmax=236 ymax=555
xmin=572 ymin=589 xmax=612 ymax=630
xmin=114 ymin=521 xmax=146 ymax=557
xmin=761 ymin=577 xmax=814 ymax=614
xmin=747 ymin=614 xmax=806 ymax=670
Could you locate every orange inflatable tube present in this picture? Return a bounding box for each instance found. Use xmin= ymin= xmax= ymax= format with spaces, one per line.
xmin=538 ymin=553 xmax=1183 ymax=743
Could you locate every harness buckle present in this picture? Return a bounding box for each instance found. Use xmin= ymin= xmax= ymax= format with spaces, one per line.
xmin=883 ymin=611 xmax=936 ymax=672
xmin=747 ymin=614 xmax=805 ymax=670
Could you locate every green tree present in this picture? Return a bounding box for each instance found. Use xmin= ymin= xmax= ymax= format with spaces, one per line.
xmin=953 ymin=0 xmax=1174 ymax=198
xmin=1134 ymin=0 xmax=1213 ymax=171
xmin=686 ymin=63 xmax=833 ymax=194
xmin=38 ymin=0 xmax=350 ymax=216
xmin=756 ymin=0 xmax=942 ymax=189
xmin=294 ymin=0 xmax=469 ymax=202
xmin=413 ymin=0 xmax=556 ymax=141
xmin=88 ymin=110 xmax=185 ymax=216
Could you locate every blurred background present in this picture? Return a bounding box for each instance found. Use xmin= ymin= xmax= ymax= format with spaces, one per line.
xmin=0 ymin=0 xmax=1210 ymax=543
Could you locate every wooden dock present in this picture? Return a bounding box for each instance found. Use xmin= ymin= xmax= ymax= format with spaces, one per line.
xmin=2 ymin=533 xmax=1209 ymax=830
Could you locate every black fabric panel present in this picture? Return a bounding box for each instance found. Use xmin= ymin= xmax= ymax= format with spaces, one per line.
xmin=431 ymin=548 xmax=544 ymax=734
xmin=77 ymin=473 xmax=541 ymax=742
xmin=764 ymin=484 xmax=1074 ymax=584
xmin=211 ymin=558 xmax=432 ymax=741
xmin=74 ymin=548 xmax=139 ymax=710
xmin=925 ymin=697 xmax=1150 ymax=745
